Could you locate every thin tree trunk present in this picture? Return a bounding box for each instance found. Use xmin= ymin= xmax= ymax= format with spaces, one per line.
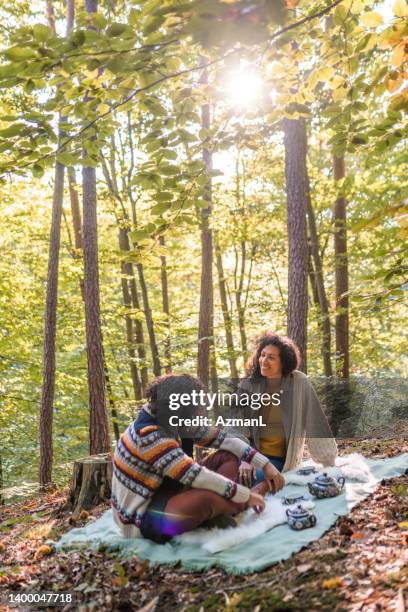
xmin=283 ymin=118 xmax=309 ymax=372
xmin=159 ymin=235 xmax=172 ymax=373
xmin=333 ymin=156 xmax=349 ymax=379
xmin=67 ymin=166 xmax=85 ymax=300
xmin=100 ymin=151 xmax=148 ymax=393
xmin=233 ymin=158 xmax=248 ymax=362
xmin=119 ymin=227 xmax=143 ymax=400
xmin=83 ymin=0 xmax=110 ymax=455
xmin=215 ymin=239 xmax=238 ymax=380
xmin=39 ymin=161 xmax=64 ymax=488
xmin=103 ymin=353 xmax=120 ymax=442
xmin=136 ymin=263 xmax=161 ymax=377
xmin=306 ymin=188 xmax=332 ymax=377
xmin=118 ymin=216 xmax=148 ymax=391
xmin=197 ymin=61 xmax=214 ymax=388
xmin=68 ymin=167 xmax=83 ymax=250
xmin=235 ymin=242 xmax=248 ymax=361
xmin=39 ymin=0 xmax=71 ymax=488
xmin=0 ymin=453 xmax=3 ymax=505
xmin=127 ymin=264 xmax=148 ymax=392
xmin=308 ymin=246 xmax=320 ymax=306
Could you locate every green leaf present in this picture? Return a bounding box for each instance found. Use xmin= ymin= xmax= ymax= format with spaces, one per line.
xmin=32 ymin=164 xmax=44 ymax=178
xmin=33 ymin=24 xmax=53 ymax=42
xmin=0 ymin=123 xmax=27 ymax=137
xmin=151 ymin=202 xmax=170 ymax=215
xmin=158 ymin=164 xmax=178 ymax=176
xmin=130 ymin=229 xmax=149 ymax=241
xmin=129 ymin=8 xmax=140 ymax=26
xmin=360 ymin=11 xmax=384 ymax=27
xmin=56 ymin=152 xmax=77 ymax=166
xmin=155 ymin=192 xmax=174 ymax=202
xmin=5 ymin=47 xmax=37 ymax=61
xmin=69 ymin=30 xmax=86 ymax=47
xmin=351 ymin=134 xmax=368 ymax=145
xmin=161 ymin=150 xmax=177 ymax=160
xmin=106 ymin=23 xmax=132 ymax=37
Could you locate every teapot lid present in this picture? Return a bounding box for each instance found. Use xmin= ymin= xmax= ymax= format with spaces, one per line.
xmin=288 ymin=504 xmax=309 ymax=518
xmin=315 ymin=472 xmax=335 ymax=484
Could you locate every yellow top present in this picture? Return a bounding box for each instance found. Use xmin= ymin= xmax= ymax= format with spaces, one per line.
xmin=259 ymin=387 xmax=286 ymax=458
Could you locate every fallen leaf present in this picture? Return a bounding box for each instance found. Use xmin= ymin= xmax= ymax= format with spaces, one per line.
xmin=79 ymin=510 xmax=89 ymax=520
xmin=296 ymin=563 xmax=312 ymax=574
xmin=323 ymin=576 xmax=344 ymax=589
xmin=137 ymin=597 xmax=159 ymax=612
xmin=34 ymin=544 xmax=53 ymax=560
xmin=351 ymin=532 xmax=366 ymax=540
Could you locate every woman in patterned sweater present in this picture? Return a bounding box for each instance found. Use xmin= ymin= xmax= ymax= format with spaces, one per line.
xmin=111 ymin=374 xmax=284 ymax=543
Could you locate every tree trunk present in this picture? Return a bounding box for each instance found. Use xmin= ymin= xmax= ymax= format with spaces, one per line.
xmin=68 ymin=167 xmax=83 ymax=251
xmin=136 ymin=263 xmax=161 ymax=377
xmin=333 ymin=156 xmax=349 ymax=379
xmin=39 ymin=1 xmax=70 ymax=489
xmin=306 ymin=188 xmax=332 ymax=377
xmin=283 ymin=118 xmax=309 ymax=372
xmin=215 ymin=239 xmax=238 ymax=380
xmin=117 ymin=226 xmax=148 ymax=392
xmin=197 ymin=62 xmax=215 ymax=388
xmin=39 ymin=160 xmax=65 ymax=487
xmin=83 ymin=0 xmax=111 ymax=455
xmin=119 ymin=228 xmax=143 ymax=400
xmin=68 ymin=453 xmax=112 ymax=515
xmin=235 ymin=242 xmax=248 ymax=362
xmin=67 ymin=166 xmax=85 ymax=300
xmin=103 ymin=356 xmax=120 ymax=442
xmin=0 ymin=453 xmax=3 ymax=505
xmin=159 ymin=235 xmax=172 ymax=373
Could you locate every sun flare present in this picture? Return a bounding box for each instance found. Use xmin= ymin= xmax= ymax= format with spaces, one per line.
xmin=224 ymin=70 xmax=263 ymax=106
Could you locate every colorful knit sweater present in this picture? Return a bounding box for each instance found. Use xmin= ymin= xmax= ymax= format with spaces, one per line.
xmin=111 ymin=406 xmax=269 ymax=538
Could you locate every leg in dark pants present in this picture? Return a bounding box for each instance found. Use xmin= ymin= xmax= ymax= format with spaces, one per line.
xmin=140 ymin=451 xmax=247 ymax=542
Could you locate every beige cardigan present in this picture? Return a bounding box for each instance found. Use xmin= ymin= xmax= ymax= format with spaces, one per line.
xmin=238 ymin=370 xmax=338 ymax=472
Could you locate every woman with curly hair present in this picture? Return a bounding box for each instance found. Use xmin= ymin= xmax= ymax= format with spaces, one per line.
xmin=111 ymin=373 xmax=284 ymax=543
xmin=237 ymin=331 xmax=337 ymax=491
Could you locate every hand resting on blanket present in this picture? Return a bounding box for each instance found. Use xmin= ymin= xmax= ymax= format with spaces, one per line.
xmin=239 ymin=460 xmax=285 ymax=494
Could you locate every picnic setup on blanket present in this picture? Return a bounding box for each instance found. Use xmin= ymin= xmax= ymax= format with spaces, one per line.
xmin=56 ymin=452 xmax=408 ymax=574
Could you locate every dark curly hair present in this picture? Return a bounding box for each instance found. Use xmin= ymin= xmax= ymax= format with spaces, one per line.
xmin=145 ymin=373 xmax=206 ymax=440
xmin=245 ymin=331 xmax=301 ymax=378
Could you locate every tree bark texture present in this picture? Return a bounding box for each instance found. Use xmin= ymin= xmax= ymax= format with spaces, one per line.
xmin=333 ymin=156 xmax=349 ymax=379
xmin=136 ymin=262 xmax=161 ymax=377
xmin=159 ymin=235 xmax=172 ymax=373
xmin=39 ymin=161 xmax=65 ymax=487
xmin=306 ymin=188 xmax=332 ymax=377
xmin=82 ymin=164 xmax=111 ymax=454
xmin=82 ymin=0 xmax=111 ymax=455
xmin=215 ymin=240 xmax=238 ymax=380
xmin=283 ymin=118 xmax=309 ymax=372
xmin=197 ymin=63 xmax=215 ymax=388
xmin=119 ymin=228 xmax=143 ymax=400
xmin=68 ymin=453 xmax=112 ymax=515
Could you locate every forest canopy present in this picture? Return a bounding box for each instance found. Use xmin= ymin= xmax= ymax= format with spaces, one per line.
xmin=0 ymin=0 xmax=407 ymax=497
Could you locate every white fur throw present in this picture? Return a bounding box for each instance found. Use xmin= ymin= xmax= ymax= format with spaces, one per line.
xmin=176 ymin=453 xmax=371 ymax=553
xmin=284 ymin=453 xmax=371 ymax=485
xmin=177 ymin=497 xmax=315 ymax=553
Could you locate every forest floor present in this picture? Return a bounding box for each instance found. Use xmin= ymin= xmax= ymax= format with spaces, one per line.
xmin=1 ymin=438 xmax=408 ymax=612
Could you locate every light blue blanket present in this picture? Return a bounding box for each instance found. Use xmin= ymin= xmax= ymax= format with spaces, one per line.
xmin=56 ymin=454 xmax=407 ymax=574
